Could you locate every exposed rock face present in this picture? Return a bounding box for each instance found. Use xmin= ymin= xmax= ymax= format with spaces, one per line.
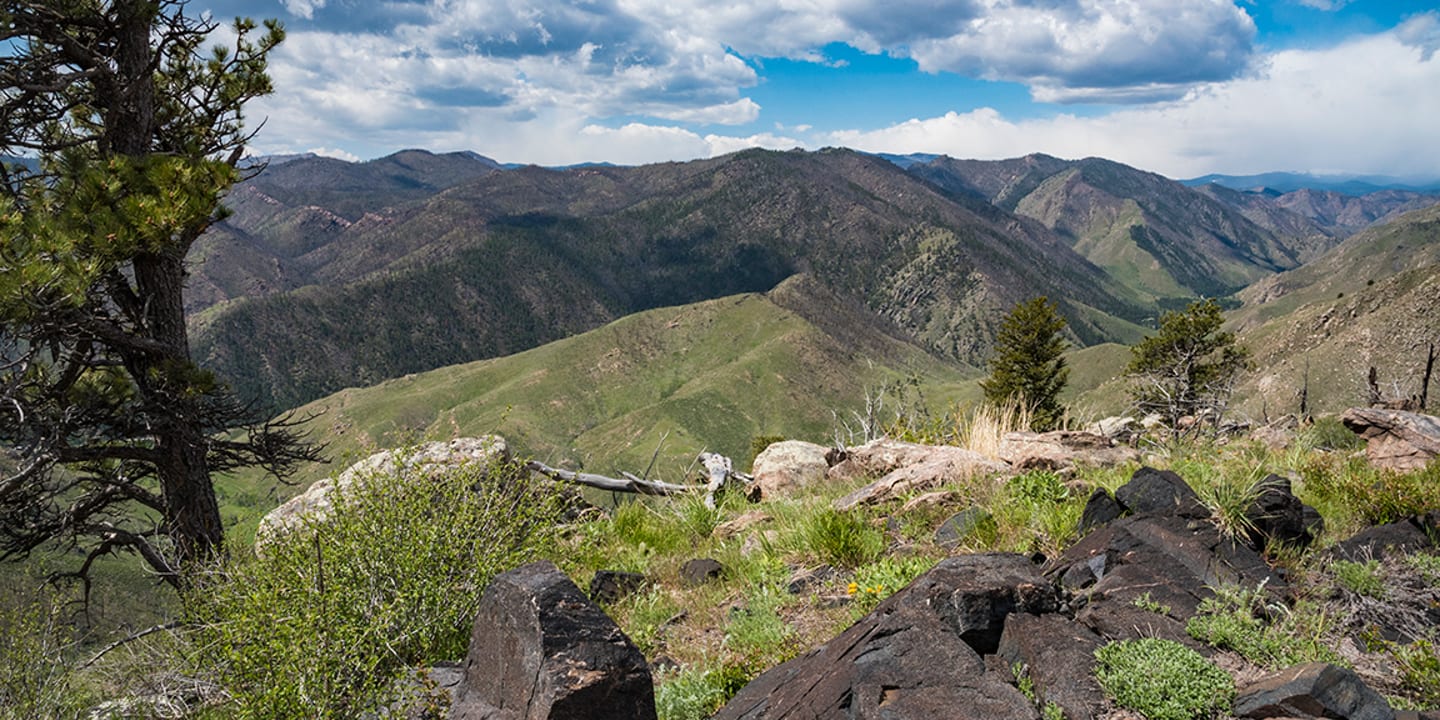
xmin=751 ymin=440 xmax=831 ymax=499
xmin=1233 ymin=663 xmax=1395 ymax=720
xmin=830 ymin=440 xmax=1010 ymax=510
xmin=712 ymin=554 xmax=1054 ymax=720
xmin=258 ymin=436 xmax=511 ymax=541
xmin=449 ymin=561 xmax=655 ymax=720
xmin=1341 ymin=407 xmax=1440 ymax=471
xmin=996 ymin=430 xmax=1139 ymax=471
xmin=1244 ymin=474 xmax=1318 ymax=549
xmin=1112 ymin=466 xmax=1209 ymax=519
xmin=996 ymin=613 xmax=1107 ymax=720
xmin=1332 ymin=512 xmax=1440 ymax=562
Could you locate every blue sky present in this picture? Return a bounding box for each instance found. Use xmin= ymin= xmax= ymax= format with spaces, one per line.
xmin=198 ymin=0 xmax=1440 ymax=178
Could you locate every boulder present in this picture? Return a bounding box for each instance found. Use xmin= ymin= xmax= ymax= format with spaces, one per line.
xmin=996 ymin=430 xmax=1140 ymax=471
xmin=1233 ymin=662 xmax=1395 ymax=720
xmin=1341 ymin=407 xmax=1440 ymax=472
xmin=1244 ymin=474 xmax=1317 ymax=549
xmin=258 ymin=437 xmax=511 ymax=542
xmin=1332 ymin=512 xmax=1440 ymax=562
xmin=589 ymin=571 xmax=646 ymax=605
xmin=751 ymin=440 xmax=831 ymax=500
xmin=449 ymin=561 xmax=655 ymax=720
xmin=934 ymin=507 xmax=995 ymax=548
xmin=1085 ymin=416 xmax=1136 ymax=439
xmin=830 ymin=440 xmax=1010 ymax=510
xmin=1077 ymin=488 xmax=1124 ymax=534
xmin=1114 ymin=466 xmax=1209 ymax=519
xmin=712 ymin=554 xmax=1053 ymax=720
xmin=679 ymin=558 xmax=723 ymax=586
xmin=997 ymin=613 xmax=1108 ymax=720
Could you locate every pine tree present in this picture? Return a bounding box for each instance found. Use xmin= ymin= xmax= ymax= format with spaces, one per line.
xmin=1126 ymin=298 xmax=1250 ymax=432
xmin=0 ymin=1 xmax=318 ymax=587
xmin=980 ymin=297 xmax=1070 ymax=431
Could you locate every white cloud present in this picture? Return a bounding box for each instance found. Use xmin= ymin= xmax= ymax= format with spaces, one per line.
xmin=281 ymin=0 xmax=326 ymax=20
xmin=306 ymin=147 xmax=360 ymax=162
xmin=823 ymin=27 xmax=1440 ymax=177
xmin=650 ymin=98 xmax=762 ymax=125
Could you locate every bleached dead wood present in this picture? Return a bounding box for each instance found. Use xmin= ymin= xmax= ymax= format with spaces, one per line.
xmin=525 ymin=460 xmax=693 ymax=496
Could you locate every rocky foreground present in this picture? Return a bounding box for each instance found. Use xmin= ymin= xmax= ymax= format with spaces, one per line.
xmin=430 ymin=462 xmax=1440 ymax=720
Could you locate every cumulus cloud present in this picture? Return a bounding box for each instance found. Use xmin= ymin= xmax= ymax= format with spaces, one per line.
xmin=280 ymin=0 xmax=326 ymax=20
xmin=824 ymin=26 xmax=1440 ymax=177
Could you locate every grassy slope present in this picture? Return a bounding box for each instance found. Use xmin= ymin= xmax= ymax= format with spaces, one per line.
xmin=221 ymin=279 xmax=977 ymax=512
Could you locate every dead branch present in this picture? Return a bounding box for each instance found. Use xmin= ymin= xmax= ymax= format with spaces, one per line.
xmin=524 ymin=460 xmax=694 ymax=496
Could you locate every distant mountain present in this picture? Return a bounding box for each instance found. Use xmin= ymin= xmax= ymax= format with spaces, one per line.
xmin=191 ymin=148 xmax=1152 ymax=411
xmin=1183 ymin=171 xmax=1440 ymax=195
xmin=1230 ymin=203 xmax=1440 ymax=416
xmin=908 ymin=154 xmax=1304 ymax=301
xmin=186 ymin=149 xmax=503 ymax=313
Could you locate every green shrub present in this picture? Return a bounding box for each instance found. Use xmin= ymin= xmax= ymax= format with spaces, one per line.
xmin=1392 ymin=638 xmax=1440 ymax=709
xmin=0 ymin=579 xmax=94 ymax=720
xmin=1407 ymin=553 xmax=1440 ymax=586
xmin=1299 ymin=455 xmax=1440 ymax=528
xmin=655 ymin=662 xmax=756 ymax=720
xmin=848 ymin=555 xmax=936 ymax=616
xmin=1185 ymin=584 xmax=1342 ymax=668
xmin=1094 ymin=638 xmax=1233 ymax=720
xmin=1334 ymin=559 xmax=1386 ymax=599
xmin=187 ymin=454 xmax=568 ymax=718
xmin=801 ymin=509 xmax=883 ymax=568
xmin=1300 ymin=417 xmax=1364 ymax=451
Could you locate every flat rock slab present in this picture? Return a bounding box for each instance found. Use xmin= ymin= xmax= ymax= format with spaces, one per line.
xmin=712 ymin=554 xmax=1054 ymax=720
xmin=997 ymin=430 xmax=1140 ymax=471
xmin=1234 ymin=662 xmax=1395 ymax=720
xmin=450 ymin=561 xmax=655 ymax=720
xmin=1341 ymin=407 xmax=1440 ymax=472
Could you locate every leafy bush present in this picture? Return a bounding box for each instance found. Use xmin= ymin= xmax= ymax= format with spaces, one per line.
xmin=1299 ymin=416 xmax=1364 ymax=451
xmin=1300 ymin=455 xmax=1440 ymax=527
xmin=655 ymin=662 xmax=756 ymax=720
xmin=0 ymin=579 xmax=93 ymax=720
xmin=187 ymin=454 xmax=568 ymax=718
xmin=1185 ymin=584 xmax=1342 ymax=668
xmin=801 ymin=509 xmax=883 ymax=568
xmin=1094 ymin=638 xmax=1233 ymax=720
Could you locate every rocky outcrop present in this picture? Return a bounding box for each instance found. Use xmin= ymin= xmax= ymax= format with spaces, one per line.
xmin=1341 ymin=407 xmax=1440 ymax=471
xmin=996 ymin=430 xmax=1139 ymax=471
xmin=449 ymin=561 xmax=655 ymax=720
xmin=830 ymin=440 xmax=1009 ymax=510
xmin=1233 ymin=663 xmax=1395 ymax=720
xmin=712 ymin=554 xmax=1055 ymax=720
xmin=258 ymin=437 xmax=512 ymax=541
xmin=751 ymin=440 xmax=831 ymax=500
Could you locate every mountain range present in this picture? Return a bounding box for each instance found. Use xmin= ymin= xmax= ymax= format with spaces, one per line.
xmin=184 ymin=148 xmax=1440 ymax=479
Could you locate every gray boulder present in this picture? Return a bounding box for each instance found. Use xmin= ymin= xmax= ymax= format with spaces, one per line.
xmin=449 ymin=561 xmax=655 ymax=720
xmin=751 ymin=440 xmax=831 ymax=500
xmin=1233 ymin=663 xmax=1394 ymax=720
xmin=1341 ymin=407 xmax=1440 ymax=472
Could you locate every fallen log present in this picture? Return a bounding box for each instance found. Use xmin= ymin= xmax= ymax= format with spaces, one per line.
xmin=525 ymin=460 xmax=694 ymax=496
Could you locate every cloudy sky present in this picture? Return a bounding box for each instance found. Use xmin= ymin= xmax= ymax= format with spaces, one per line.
xmin=197 ymin=0 xmax=1440 ymax=179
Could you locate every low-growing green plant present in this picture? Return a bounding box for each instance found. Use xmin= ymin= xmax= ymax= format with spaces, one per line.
xmin=990 ymin=470 xmax=1085 ymax=555
xmin=724 ymin=585 xmax=795 ymax=665
xmin=1013 ymin=661 xmax=1036 ymax=702
xmin=1042 ymin=701 xmax=1065 ymax=720
xmin=801 ymin=509 xmax=884 ymax=568
xmin=1299 ymin=455 xmax=1440 ymax=529
xmin=187 ymin=454 xmax=568 ymax=718
xmin=1299 ymin=416 xmax=1364 ymax=452
xmin=847 ymin=555 xmax=937 ymax=616
xmin=1333 ymin=559 xmax=1387 ymax=599
xmin=1197 ymin=466 xmax=1268 ymax=542
xmin=1132 ymin=591 xmax=1171 ymax=616
xmin=1391 ymin=638 xmax=1440 ymax=709
xmin=1186 ymin=584 xmax=1342 ymax=668
xmin=655 ymin=661 xmax=757 ymax=720
xmin=1407 ymin=553 xmax=1440 ymax=586
xmin=1094 ymin=638 xmax=1233 ymax=720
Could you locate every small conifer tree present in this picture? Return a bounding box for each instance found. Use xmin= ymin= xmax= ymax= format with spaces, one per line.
xmin=1126 ymin=298 xmax=1250 ymax=432
xmin=980 ymin=297 xmax=1070 ymax=431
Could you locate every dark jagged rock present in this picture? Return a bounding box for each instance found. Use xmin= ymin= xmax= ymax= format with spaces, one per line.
xmin=589 ymin=570 xmax=646 ymax=604
xmin=1049 ymin=511 xmax=1283 ymax=646
xmin=449 ymin=561 xmax=655 ymax=720
xmin=1332 ymin=512 xmax=1440 ymax=562
xmin=1244 ymin=474 xmax=1318 ymax=549
xmin=1233 ymin=663 xmax=1395 ymax=720
xmin=680 ymin=558 xmax=724 ymax=586
xmin=1078 ymin=488 xmax=1123 ymax=533
xmin=712 ymin=554 xmax=1054 ymax=720
xmin=1114 ymin=466 xmax=1209 ymax=518
xmin=997 ymin=613 xmax=1107 ymax=720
